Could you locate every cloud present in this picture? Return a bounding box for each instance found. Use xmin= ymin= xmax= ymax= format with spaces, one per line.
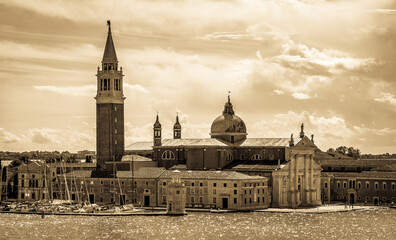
xmin=278 ymin=39 xmax=378 ymax=73
xmin=374 ymin=92 xmax=396 ymax=106
xmin=0 ymin=41 xmax=99 ymax=62
xmin=33 ymin=85 xmax=96 ymax=97
xmin=362 ymin=9 xmax=396 ymax=14
xmin=124 ymin=83 xmax=149 ymax=93
xmin=30 ymin=128 xmax=54 ymax=144
xmin=0 ymin=128 xmax=22 ymax=144
xmin=292 ymin=92 xmax=311 ymax=100
xmin=273 ymin=89 xmax=284 ymax=95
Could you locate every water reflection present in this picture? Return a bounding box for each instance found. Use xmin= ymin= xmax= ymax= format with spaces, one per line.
xmin=1 ymin=209 xmax=396 ymax=239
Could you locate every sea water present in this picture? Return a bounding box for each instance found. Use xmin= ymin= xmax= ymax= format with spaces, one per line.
xmin=1 ymin=209 xmax=395 ymax=239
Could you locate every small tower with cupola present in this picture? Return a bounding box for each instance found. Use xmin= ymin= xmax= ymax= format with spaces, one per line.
xmin=153 ymin=113 xmax=162 ymax=146
xmin=173 ymin=114 xmax=182 ymax=139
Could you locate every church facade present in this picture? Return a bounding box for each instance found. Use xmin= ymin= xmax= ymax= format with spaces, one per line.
xmin=146 ymin=95 xmax=322 ymax=208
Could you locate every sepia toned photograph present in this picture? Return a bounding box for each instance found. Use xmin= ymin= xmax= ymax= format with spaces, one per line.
xmin=0 ymin=0 xmax=395 ymax=239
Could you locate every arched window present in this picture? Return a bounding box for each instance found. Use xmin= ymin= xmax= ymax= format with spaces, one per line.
xmin=226 ymin=153 xmax=233 ymax=161
xmin=251 ymin=154 xmax=262 ymax=160
xmin=162 ymin=150 xmax=175 ymax=160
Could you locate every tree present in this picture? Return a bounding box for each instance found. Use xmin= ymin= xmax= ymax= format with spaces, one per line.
xmin=335 ymin=146 xmax=348 ymax=155
xmin=327 ymin=148 xmax=335 ymax=153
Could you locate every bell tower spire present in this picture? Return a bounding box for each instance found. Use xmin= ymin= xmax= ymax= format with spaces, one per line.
xmin=95 ymin=20 xmax=125 ymax=171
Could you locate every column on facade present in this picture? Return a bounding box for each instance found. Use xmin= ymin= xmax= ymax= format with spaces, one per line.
xmin=289 ymin=154 xmax=294 ymax=206
xmin=304 ymin=154 xmax=309 ymax=204
xmin=295 ymin=154 xmax=299 ymax=205
xmin=309 ymin=154 xmax=314 ymax=202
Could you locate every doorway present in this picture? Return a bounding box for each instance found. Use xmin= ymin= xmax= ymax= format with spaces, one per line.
xmin=89 ymin=194 xmax=95 ymax=204
xmin=144 ymin=195 xmax=150 ymax=206
xmin=120 ymin=194 xmax=126 ymax=205
xmin=222 ymin=198 xmax=229 ymax=209
xmin=349 ymin=193 xmax=355 ymax=204
xmin=374 ymin=197 xmax=379 ymax=205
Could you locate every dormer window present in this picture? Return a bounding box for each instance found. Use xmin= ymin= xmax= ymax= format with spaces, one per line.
xmin=231 ymin=136 xmax=235 ymax=143
xmin=104 ymin=63 xmax=107 ymax=70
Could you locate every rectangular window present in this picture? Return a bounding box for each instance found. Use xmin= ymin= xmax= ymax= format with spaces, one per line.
xmin=234 ymin=198 xmax=237 ymax=204
xmin=213 ymin=189 xmax=216 ymax=194
xmin=200 ymin=182 xmax=203 ymax=187
xmin=375 ymin=182 xmax=379 ymax=190
xmin=234 ymin=183 xmax=237 ymax=187
xmin=115 ymin=140 xmax=117 ymax=145
xmin=392 ymin=183 xmax=395 ymax=191
xmin=262 ymin=189 xmax=265 ymax=194
xmin=234 ymin=190 xmax=237 ymax=195
xmin=358 ymin=182 xmax=361 ymax=189
xmin=337 ymin=181 xmax=340 ymax=189
xmin=191 ymin=196 xmax=194 ymax=203
xmin=104 ymin=79 xmax=107 ymax=90
xmin=199 ymin=197 xmax=203 ymax=203
xmin=343 ymin=182 xmax=347 ymax=189
xmin=324 ymin=183 xmax=328 ymax=189
xmin=366 ymin=182 xmax=370 ymax=189
xmin=162 ymin=196 xmax=166 ymax=203
xmin=108 ymin=79 xmax=111 ymax=90
xmin=115 ymin=129 xmax=117 ymax=134
xmin=191 ymin=182 xmax=195 ymax=187
xmin=115 ymin=118 xmax=117 ymax=122
xmin=100 ymin=79 xmax=103 ymax=91
xmin=213 ymin=197 xmax=216 ymax=203
xmin=383 ymin=182 xmax=387 ymax=190
xmin=258 ymin=197 xmax=260 ymax=203
xmin=262 ymin=197 xmax=265 ymax=203
xmin=213 ymin=183 xmax=216 ymax=187
xmin=241 ymin=154 xmax=245 ymax=160
xmin=224 ymin=183 xmax=227 ymax=187
xmin=163 ymin=182 xmax=166 ymax=186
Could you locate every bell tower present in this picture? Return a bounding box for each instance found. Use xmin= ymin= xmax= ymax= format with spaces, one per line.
xmin=95 ymin=20 xmax=125 ymax=170
xmin=173 ymin=114 xmax=181 ymax=139
xmin=153 ymin=113 xmax=162 ymax=146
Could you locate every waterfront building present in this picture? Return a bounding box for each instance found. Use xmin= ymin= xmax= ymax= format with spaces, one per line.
xmin=14 ymin=161 xmax=53 ymax=202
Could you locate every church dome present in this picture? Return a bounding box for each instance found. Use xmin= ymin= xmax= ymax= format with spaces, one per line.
xmin=211 ymin=114 xmax=246 ymax=134
xmin=210 ymin=96 xmax=247 ymax=142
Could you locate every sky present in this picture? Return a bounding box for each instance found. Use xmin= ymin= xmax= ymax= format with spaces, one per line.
xmin=0 ymin=0 xmax=395 ymax=154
